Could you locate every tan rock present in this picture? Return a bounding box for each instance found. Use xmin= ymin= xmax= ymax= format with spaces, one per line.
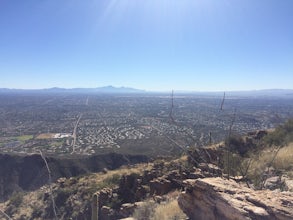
xmin=178 ymin=177 xmax=293 ymax=220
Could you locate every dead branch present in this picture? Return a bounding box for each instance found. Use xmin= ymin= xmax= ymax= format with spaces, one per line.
xmin=39 ymin=150 xmax=58 ymax=220
xmin=260 ymin=145 xmax=283 ymax=189
xmin=227 ymin=108 xmax=237 ymax=179
xmin=239 ymin=159 xmax=252 ymax=188
xmin=0 ymin=209 xmax=13 ymax=220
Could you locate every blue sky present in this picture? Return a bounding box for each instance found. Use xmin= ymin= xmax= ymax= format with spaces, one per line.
xmin=0 ymin=0 xmax=292 ymax=91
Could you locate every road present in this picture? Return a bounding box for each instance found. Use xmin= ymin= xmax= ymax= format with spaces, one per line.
xmin=71 ymin=96 xmax=88 ymax=153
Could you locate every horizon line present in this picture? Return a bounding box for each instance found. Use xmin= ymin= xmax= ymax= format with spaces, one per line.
xmin=1 ymin=86 xmax=293 ymax=93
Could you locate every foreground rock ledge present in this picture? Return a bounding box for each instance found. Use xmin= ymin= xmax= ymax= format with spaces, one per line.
xmin=178 ymin=177 xmax=293 ymax=220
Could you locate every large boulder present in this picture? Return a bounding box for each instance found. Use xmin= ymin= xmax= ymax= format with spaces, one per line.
xmin=178 ymin=177 xmax=293 ymax=220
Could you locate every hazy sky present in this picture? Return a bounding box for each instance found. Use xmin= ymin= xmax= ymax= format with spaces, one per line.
xmin=0 ymin=0 xmax=292 ymax=91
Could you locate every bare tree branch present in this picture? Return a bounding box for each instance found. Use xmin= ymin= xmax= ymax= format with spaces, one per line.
xmin=227 ymin=108 xmax=237 ymax=179
xmin=39 ymin=150 xmax=58 ymax=220
xmin=239 ymin=159 xmax=252 ymax=188
xmin=260 ymin=145 xmax=283 ymax=189
xmin=0 ymin=209 xmax=13 ymax=220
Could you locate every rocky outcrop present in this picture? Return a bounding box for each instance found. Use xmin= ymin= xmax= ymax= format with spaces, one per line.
xmin=118 ymin=173 xmax=146 ymax=203
xmin=149 ymin=177 xmax=173 ymax=195
xmin=188 ymin=147 xmax=223 ymax=166
xmin=178 ymin=177 xmax=293 ymax=220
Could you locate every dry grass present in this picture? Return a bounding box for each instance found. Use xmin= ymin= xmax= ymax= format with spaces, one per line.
xmin=12 ymin=191 xmax=43 ymax=220
xmin=132 ymin=191 xmax=187 ymax=220
xmin=151 ymin=199 xmax=186 ymax=220
xmin=273 ymin=143 xmax=293 ymax=170
xmin=246 ymin=142 xmax=293 ymax=187
xmin=248 ymin=143 xmax=293 ymax=172
xmin=78 ymin=162 xmax=153 ymax=185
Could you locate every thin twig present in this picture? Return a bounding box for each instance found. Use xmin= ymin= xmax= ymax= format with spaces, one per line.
xmin=39 ymin=150 xmax=58 ymax=220
xmin=239 ymin=159 xmax=252 ymax=188
xmin=0 ymin=209 xmax=13 ymax=220
xmin=227 ymin=108 xmax=237 ymax=179
xmin=260 ymin=145 xmax=283 ymax=189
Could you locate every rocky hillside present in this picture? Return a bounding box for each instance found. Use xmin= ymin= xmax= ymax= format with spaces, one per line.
xmin=1 ymin=152 xmax=292 ymax=220
xmin=0 ymin=153 xmax=149 ymax=202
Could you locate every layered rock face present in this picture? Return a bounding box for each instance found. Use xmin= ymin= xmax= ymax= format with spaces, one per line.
xmin=178 ymin=177 xmax=293 ymax=220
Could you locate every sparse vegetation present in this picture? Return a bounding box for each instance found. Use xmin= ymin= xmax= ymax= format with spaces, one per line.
xmin=246 ymin=143 xmax=293 ymax=187
xmin=220 ymin=119 xmax=293 ymax=189
xmin=264 ymin=119 xmax=293 ymax=147
xmin=151 ymin=191 xmax=187 ymax=220
xmin=273 ymin=143 xmax=293 ymax=171
xmin=132 ymin=191 xmax=187 ymax=220
xmin=94 ymin=173 xmax=122 ymax=191
xmin=8 ymin=192 xmax=25 ymax=207
xmin=152 ymin=199 xmax=186 ymax=220
xmin=132 ymin=200 xmax=156 ymax=220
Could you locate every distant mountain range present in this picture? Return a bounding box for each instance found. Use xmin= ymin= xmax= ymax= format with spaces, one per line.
xmin=0 ymin=86 xmax=146 ymax=94
xmin=0 ymin=86 xmax=293 ymax=97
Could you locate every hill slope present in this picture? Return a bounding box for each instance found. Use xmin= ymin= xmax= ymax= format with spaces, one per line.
xmin=0 ymin=153 xmax=148 ymax=202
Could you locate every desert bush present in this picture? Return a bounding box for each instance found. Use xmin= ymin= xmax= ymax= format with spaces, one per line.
xmin=225 ymin=134 xmax=243 ymax=149
xmin=264 ymin=119 xmax=293 ymax=146
xmin=224 ymin=133 xmax=253 ymax=156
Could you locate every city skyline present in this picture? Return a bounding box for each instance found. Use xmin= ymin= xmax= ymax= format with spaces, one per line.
xmin=1 ymin=0 xmax=292 ymax=91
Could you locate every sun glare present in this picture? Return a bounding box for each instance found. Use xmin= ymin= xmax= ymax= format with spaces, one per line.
xmin=97 ymin=0 xmax=218 ymax=28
